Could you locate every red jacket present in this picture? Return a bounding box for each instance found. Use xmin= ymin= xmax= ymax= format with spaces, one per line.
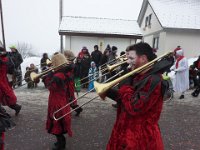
xmin=107 ymin=73 xmax=164 ymax=150
xmin=45 ymin=71 xmax=72 ymax=136
xmin=0 ymin=56 xmax=17 ymax=106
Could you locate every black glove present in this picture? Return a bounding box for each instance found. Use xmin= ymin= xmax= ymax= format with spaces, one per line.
xmin=106 ymin=88 xmax=120 ymax=102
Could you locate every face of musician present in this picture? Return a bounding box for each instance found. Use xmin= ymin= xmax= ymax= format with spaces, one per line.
xmin=127 ymin=50 xmax=148 ymax=70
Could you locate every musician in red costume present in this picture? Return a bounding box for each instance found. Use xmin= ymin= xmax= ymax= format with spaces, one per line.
xmin=104 ymin=42 xmax=168 ymax=150
xmin=45 ymin=53 xmax=72 ymax=150
xmin=0 ymin=47 xmax=21 ymax=116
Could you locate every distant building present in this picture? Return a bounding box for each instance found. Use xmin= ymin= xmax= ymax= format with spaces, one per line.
xmin=59 ymin=16 xmax=142 ymax=54
xmin=138 ymin=0 xmax=200 ymax=57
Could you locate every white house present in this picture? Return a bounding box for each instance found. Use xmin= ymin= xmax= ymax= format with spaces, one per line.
xmin=137 ymin=0 xmax=200 ymax=58
xmin=59 ymin=16 xmax=142 ymax=55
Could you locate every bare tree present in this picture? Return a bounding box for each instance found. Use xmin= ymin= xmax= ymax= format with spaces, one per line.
xmin=16 ymin=42 xmax=33 ymax=59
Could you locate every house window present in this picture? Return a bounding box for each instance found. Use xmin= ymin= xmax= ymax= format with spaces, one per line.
xmin=145 ymin=16 xmax=148 ymax=27
xmin=148 ymin=14 xmax=152 ymax=26
xmin=153 ymin=37 xmax=159 ymax=50
xmin=145 ymin=14 xmax=152 ymax=28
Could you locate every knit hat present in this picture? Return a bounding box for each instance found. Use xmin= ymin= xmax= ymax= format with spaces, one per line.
xmin=82 ymin=46 xmax=88 ymax=51
xmin=112 ymin=46 xmax=117 ymax=51
xmin=51 ymin=52 xmax=68 ymax=68
xmin=105 ymin=44 xmax=111 ymax=51
xmin=9 ymin=45 xmax=16 ymax=49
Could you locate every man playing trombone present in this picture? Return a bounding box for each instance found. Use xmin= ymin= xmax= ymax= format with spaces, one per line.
xmin=100 ymin=42 xmax=173 ymax=150
xmin=44 ymin=52 xmax=73 ymax=150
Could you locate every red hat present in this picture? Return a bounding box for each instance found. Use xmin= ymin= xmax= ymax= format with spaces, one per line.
xmin=174 ymin=47 xmax=181 ymax=53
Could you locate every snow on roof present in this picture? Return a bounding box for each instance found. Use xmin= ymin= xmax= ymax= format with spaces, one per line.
xmin=149 ymin=0 xmax=200 ymax=29
xmin=59 ymin=16 xmax=142 ymax=36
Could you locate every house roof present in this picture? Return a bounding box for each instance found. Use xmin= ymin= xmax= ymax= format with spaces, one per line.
xmin=138 ymin=0 xmax=200 ymax=30
xmin=59 ymin=16 xmax=142 ymax=38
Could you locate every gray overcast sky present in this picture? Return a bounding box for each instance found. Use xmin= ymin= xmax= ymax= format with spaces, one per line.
xmin=2 ymin=0 xmax=143 ymax=55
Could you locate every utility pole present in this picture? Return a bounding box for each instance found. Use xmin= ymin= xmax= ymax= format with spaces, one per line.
xmin=59 ymin=0 xmax=63 ymax=53
xmin=0 ymin=0 xmax=6 ymax=48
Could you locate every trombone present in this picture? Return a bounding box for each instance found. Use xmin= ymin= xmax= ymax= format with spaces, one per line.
xmin=94 ymin=51 xmax=173 ymax=96
xmin=30 ymin=61 xmax=70 ymax=81
xmin=77 ymin=59 xmax=128 ymax=88
xmin=78 ymin=54 xmax=127 ymax=83
xmin=53 ymin=70 xmax=124 ymax=121
xmin=63 ymin=51 xmax=173 ymax=118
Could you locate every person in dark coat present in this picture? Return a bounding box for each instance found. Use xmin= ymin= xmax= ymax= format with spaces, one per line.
xmin=99 ymin=49 xmax=110 ymax=82
xmin=0 ymin=47 xmax=22 ymax=116
xmin=0 ymin=106 xmax=16 ymax=150
xmin=8 ymin=46 xmax=23 ymax=88
xmin=191 ymin=56 xmax=200 ymax=97
xmin=78 ymin=47 xmax=91 ymax=88
xmin=91 ymin=45 xmax=102 ymax=69
xmin=40 ymin=53 xmax=51 ymax=71
xmin=44 ymin=53 xmax=72 ymax=150
xmin=107 ymin=46 xmax=118 ymax=79
xmin=108 ymin=46 xmax=118 ymax=65
xmin=24 ymin=64 xmax=39 ymax=88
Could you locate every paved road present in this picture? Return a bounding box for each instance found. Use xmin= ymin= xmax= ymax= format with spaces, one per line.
xmin=4 ymin=86 xmax=200 ymax=150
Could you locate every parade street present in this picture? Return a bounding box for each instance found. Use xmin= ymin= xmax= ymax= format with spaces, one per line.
xmin=4 ymin=85 xmax=200 ymax=150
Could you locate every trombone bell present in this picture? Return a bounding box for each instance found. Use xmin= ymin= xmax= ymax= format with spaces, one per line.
xmin=30 ymin=72 xmax=38 ymax=81
xmin=46 ymin=59 xmax=52 ymax=65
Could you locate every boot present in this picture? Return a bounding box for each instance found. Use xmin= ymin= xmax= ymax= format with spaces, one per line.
xmin=179 ymin=95 xmax=184 ymax=99
xmin=52 ymin=134 xmax=66 ymax=150
xmin=9 ymin=104 xmax=22 ymax=116
xmin=192 ymin=88 xmax=200 ymax=97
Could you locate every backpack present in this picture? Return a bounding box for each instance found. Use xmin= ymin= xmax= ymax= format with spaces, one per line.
xmin=133 ymin=56 xmax=174 ymax=102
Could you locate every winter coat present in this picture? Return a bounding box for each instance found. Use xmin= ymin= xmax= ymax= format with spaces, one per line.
xmin=0 ymin=56 xmax=17 ymax=106
xmin=88 ymin=67 xmax=98 ymax=91
xmin=74 ymin=62 xmax=82 ymax=78
xmin=8 ymin=51 xmax=23 ymax=69
xmin=40 ymin=57 xmax=50 ymax=71
xmin=91 ymin=50 xmax=102 ymax=68
xmin=193 ymin=58 xmax=200 ymax=70
xmin=100 ymin=55 xmax=109 ymax=75
xmin=45 ymin=70 xmax=72 ymax=136
xmin=106 ymin=72 xmax=164 ymax=150
xmin=171 ymin=57 xmax=189 ymax=93
xmin=80 ymin=54 xmax=91 ymax=79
